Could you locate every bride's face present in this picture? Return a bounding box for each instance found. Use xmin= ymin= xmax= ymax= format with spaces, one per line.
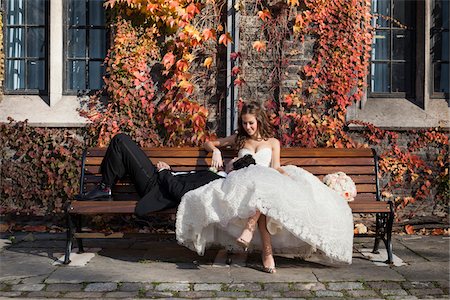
xmin=241 ymin=113 xmax=258 ymax=137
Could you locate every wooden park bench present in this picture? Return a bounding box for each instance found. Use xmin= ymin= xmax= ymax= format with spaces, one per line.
xmin=64 ymin=147 xmax=394 ymax=264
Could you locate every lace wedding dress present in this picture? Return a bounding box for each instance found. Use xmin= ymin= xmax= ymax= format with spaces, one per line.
xmin=176 ymin=148 xmax=354 ymax=263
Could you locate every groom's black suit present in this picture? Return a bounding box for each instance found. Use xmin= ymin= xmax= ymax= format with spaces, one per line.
xmin=101 ymin=133 xmax=223 ymax=216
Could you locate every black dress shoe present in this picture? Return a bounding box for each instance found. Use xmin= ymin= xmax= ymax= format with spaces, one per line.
xmin=76 ymin=183 xmax=112 ymax=200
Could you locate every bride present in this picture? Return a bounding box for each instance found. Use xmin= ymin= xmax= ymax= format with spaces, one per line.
xmin=176 ymin=101 xmax=354 ymax=273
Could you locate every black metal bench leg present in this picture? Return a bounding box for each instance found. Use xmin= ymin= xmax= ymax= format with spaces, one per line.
xmin=372 ymin=213 xmax=382 ymax=254
xmin=64 ymin=212 xmax=74 ymax=264
xmin=76 ymin=215 xmax=84 ymax=253
xmin=384 ymin=209 xmax=395 ymax=264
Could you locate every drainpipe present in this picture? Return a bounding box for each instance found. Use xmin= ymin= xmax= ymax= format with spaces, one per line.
xmin=226 ymin=0 xmax=239 ymax=135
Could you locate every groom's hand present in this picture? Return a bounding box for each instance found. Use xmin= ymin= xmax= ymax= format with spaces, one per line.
xmin=156 ymin=161 xmax=171 ymax=172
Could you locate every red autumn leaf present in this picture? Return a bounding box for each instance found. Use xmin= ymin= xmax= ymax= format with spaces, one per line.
xmin=231 ymin=66 xmax=240 ymax=76
xmin=234 ymin=77 xmax=245 ymax=86
xmin=219 ymin=33 xmax=232 ymax=46
xmin=257 ymin=9 xmax=271 ymax=21
xmin=405 ymin=225 xmax=415 ymax=235
xmin=179 ymin=80 xmax=194 ymax=94
xmin=162 ymin=52 xmax=176 ymax=69
xmin=230 ymin=52 xmax=241 ymax=60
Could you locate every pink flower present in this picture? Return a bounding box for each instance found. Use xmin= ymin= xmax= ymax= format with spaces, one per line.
xmin=323 ymin=172 xmax=357 ymax=202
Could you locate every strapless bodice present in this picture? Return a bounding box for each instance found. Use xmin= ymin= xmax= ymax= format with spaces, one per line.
xmin=238 ymin=147 xmax=272 ymax=167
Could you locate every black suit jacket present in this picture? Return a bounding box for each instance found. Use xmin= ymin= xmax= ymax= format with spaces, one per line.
xmin=134 ymin=170 xmax=223 ymax=216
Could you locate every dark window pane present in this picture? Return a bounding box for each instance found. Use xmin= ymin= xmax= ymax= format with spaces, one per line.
xmin=443 ymin=0 xmax=449 ymax=29
xmin=372 ymin=0 xmax=390 ymax=27
xmin=68 ymin=0 xmax=86 ymax=26
xmin=89 ymin=29 xmax=107 ymax=59
xmin=26 ymin=0 xmax=46 ymax=25
xmin=393 ymin=30 xmax=414 ymax=61
xmin=89 ymin=61 xmax=105 ymax=90
xmin=27 ymin=28 xmax=45 ymax=57
xmin=7 ymin=0 xmax=25 ymax=25
xmin=434 ymin=63 xmax=449 ymax=93
xmin=68 ymin=61 xmax=86 ymax=90
xmin=372 ymin=30 xmax=390 ymax=60
xmin=443 ymin=32 xmax=449 ymax=61
xmin=392 ymin=63 xmax=413 ymax=95
xmin=68 ymin=29 xmax=86 ymax=58
xmin=89 ymin=0 xmax=106 ymax=26
xmin=7 ymin=28 xmax=25 ymax=58
xmin=27 ymin=60 xmax=45 ymax=90
xmin=393 ymin=0 xmax=415 ymax=28
xmin=371 ymin=63 xmax=390 ymax=92
xmin=6 ymin=60 xmax=25 ymax=89
xmin=431 ymin=31 xmax=442 ymax=61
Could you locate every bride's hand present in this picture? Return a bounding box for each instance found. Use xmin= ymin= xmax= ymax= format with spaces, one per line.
xmin=276 ymin=167 xmax=288 ymax=176
xmin=211 ymin=148 xmax=223 ymax=169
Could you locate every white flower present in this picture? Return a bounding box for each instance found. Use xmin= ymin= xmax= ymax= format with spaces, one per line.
xmin=323 ymin=172 xmax=357 ymax=201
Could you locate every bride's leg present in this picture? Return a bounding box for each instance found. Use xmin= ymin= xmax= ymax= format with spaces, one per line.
xmin=236 ymin=210 xmax=261 ymax=250
xmin=258 ymin=214 xmax=276 ymax=273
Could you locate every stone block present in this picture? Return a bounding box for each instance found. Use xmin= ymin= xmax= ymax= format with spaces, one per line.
xmin=215 ymin=291 xmax=248 ymax=297
xmin=347 ymin=289 xmax=379 ymax=297
xmin=367 ymin=281 xmax=403 ymax=290
xmin=327 ymin=281 xmax=365 ymax=290
xmin=292 ymin=282 xmax=326 ymax=291
xmin=315 ymin=290 xmax=344 ymax=297
xmin=27 ymin=291 xmax=61 ymax=298
xmin=145 ymin=291 xmax=173 ymax=297
xmin=178 ymin=291 xmax=216 ymax=298
xmin=408 ymin=288 xmax=444 ymax=296
xmin=84 ymin=282 xmax=117 ymax=292
xmin=155 ymin=282 xmax=190 ymax=291
xmin=46 ymin=283 xmax=83 ymax=292
xmin=380 ymin=289 xmax=408 ymax=296
xmin=11 ymin=283 xmax=45 ymax=291
xmin=63 ymin=291 xmax=104 ymax=298
xmin=227 ymin=282 xmax=262 ymax=291
xmin=118 ymin=282 xmax=150 ymax=292
xmin=0 ymin=291 xmax=23 ymax=297
xmin=283 ymin=290 xmax=313 ymax=297
xmin=103 ymin=291 xmax=139 ymax=298
xmin=251 ymin=290 xmax=282 ymax=298
xmin=193 ymin=283 xmax=222 ymax=291
xmin=263 ymin=282 xmax=291 ymax=291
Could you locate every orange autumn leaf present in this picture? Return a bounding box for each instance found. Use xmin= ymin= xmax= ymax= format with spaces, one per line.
xmin=286 ymin=0 xmax=299 ymax=6
xmin=219 ymin=33 xmax=232 ymax=46
xmin=252 ymin=40 xmax=266 ymax=52
xmin=405 ymin=225 xmax=415 ymax=235
xmin=257 ymin=9 xmax=272 ymax=21
xmin=202 ymin=28 xmax=216 ymax=41
xmin=179 ymin=80 xmax=194 ymax=94
xmin=203 ymin=57 xmax=213 ymax=68
xmin=176 ymin=59 xmax=189 ymax=72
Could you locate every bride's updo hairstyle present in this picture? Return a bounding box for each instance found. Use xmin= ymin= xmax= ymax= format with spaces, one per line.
xmin=235 ymin=101 xmax=274 ymax=150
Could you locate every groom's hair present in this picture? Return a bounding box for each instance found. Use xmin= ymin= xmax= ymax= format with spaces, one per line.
xmin=232 ymin=154 xmax=256 ymax=170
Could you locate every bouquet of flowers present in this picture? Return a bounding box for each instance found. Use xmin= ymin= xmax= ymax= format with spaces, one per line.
xmin=323 ymin=171 xmax=357 ymax=202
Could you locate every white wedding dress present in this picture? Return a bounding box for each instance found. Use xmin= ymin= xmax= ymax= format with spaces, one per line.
xmin=176 ymin=148 xmax=354 ymax=263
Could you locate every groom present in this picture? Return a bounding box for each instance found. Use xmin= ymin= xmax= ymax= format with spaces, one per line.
xmin=78 ymin=133 xmax=224 ymax=216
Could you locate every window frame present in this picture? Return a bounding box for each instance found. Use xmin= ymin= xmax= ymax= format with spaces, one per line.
xmin=3 ymin=0 xmax=49 ymax=95
xmin=63 ymin=0 xmax=108 ymax=95
xmin=368 ymin=0 xmax=417 ymax=100
xmin=430 ymin=0 xmax=449 ymax=100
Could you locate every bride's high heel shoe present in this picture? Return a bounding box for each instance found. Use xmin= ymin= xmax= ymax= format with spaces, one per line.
xmin=261 ymin=247 xmax=277 ymax=274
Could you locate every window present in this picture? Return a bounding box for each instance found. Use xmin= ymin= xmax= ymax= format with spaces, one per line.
xmin=65 ymin=0 xmax=107 ymax=93
xmin=370 ymin=0 xmax=416 ymax=98
xmin=431 ymin=0 xmax=449 ymax=98
xmin=4 ymin=0 xmax=48 ymax=94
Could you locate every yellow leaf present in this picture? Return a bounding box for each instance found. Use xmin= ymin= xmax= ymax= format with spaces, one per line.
xmin=203 ymin=57 xmax=213 ymax=69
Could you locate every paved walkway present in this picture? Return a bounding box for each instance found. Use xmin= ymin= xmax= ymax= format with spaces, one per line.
xmin=0 ymin=233 xmax=448 ymax=299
